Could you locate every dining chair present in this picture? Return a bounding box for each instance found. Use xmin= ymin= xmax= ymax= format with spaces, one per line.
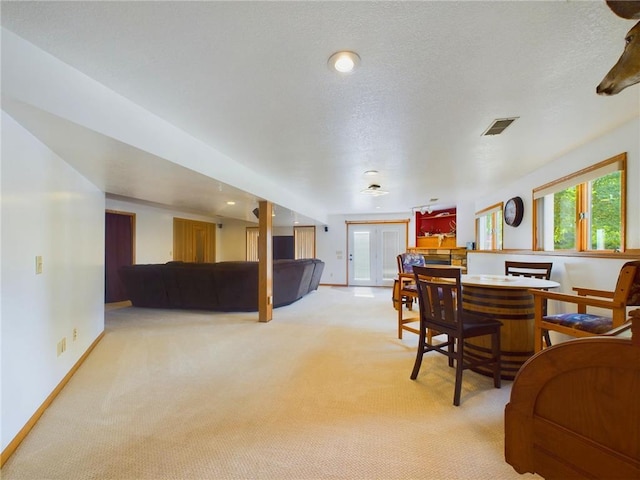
xmin=410 ymin=265 xmax=502 ymax=406
xmin=394 ymin=253 xmax=425 ymax=339
xmin=505 ymin=261 xmax=553 ymax=346
xmin=531 ymin=260 xmax=640 ymax=353
xmin=394 ymin=253 xmax=425 ymax=312
xmin=395 ymin=254 xmax=451 ymax=339
xmin=505 ymin=261 xmax=552 ymax=280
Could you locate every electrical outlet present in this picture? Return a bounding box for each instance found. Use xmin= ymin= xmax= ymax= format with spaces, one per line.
xmin=57 ymin=337 xmax=67 ymax=356
xmin=72 ymin=328 xmax=78 ymax=341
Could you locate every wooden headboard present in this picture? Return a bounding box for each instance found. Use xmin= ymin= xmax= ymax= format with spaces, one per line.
xmin=504 ymin=310 xmax=640 ymax=479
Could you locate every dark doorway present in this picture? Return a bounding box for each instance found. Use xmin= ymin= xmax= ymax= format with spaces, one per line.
xmin=105 ymin=211 xmax=134 ymax=303
xmin=273 ymin=235 xmax=294 ymax=260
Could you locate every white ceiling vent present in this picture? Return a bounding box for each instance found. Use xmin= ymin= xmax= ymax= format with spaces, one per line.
xmin=482 ymin=117 xmax=518 ymax=136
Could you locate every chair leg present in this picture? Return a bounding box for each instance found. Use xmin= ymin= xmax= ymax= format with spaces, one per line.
xmin=541 ymin=300 xmax=551 ymax=347
xmin=392 ymin=279 xmax=400 ymax=311
xmin=492 ymin=331 xmax=501 ymax=389
xmin=448 ymin=335 xmax=454 ymax=368
xmin=410 ymin=326 xmax=427 ymax=380
xmin=397 ymin=302 xmax=404 ymax=340
xmin=453 ymin=339 xmax=464 ymax=406
xmin=534 ymin=324 xmax=544 ymax=353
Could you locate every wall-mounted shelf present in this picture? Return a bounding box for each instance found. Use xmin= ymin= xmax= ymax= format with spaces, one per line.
xmin=416 ymin=235 xmax=457 ymax=249
xmin=416 ymin=208 xmax=456 ymax=247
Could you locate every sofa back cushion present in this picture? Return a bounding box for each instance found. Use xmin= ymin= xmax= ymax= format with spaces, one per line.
xmin=119 ymin=265 xmax=170 ymax=308
xmin=212 ymin=262 xmax=259 ymax=311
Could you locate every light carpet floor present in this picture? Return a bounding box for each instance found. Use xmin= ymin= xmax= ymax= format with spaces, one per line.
xmin=2 ymin=286 xmax=538 ymax=479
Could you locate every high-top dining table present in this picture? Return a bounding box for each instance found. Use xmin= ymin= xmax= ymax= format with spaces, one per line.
xmin=460 ymin=274 xmax=559 ymax=380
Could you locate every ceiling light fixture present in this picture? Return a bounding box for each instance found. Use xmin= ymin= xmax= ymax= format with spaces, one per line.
xmin=328 ymin=51 xmax=360 ymax=73
xmin=363 ymin=170 xmax=379 ymax=176
xmin=360 ymin=184 xmax=389 ymax=196
xmin=226 ymin=201 xmax=236 ymax=205
xmin=412 ymin=199 xmax=438 ymax=215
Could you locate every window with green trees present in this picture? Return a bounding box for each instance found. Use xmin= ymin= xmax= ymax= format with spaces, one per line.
xmin=475 ymin=202 xmax=503 ymax=250
xmin=534 ymin=153 xmax=626 ymax=252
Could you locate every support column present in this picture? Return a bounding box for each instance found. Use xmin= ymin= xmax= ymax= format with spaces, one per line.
xmin=258 ymin=200 xmax=273 ymax=322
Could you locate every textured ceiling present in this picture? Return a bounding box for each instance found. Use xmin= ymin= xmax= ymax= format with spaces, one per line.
xmin=2 ymin=1 xmax=639 ymax=225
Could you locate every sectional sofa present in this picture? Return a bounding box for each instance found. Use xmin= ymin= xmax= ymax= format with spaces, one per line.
xmin=119 ymin=258 xmax=324 ymax=311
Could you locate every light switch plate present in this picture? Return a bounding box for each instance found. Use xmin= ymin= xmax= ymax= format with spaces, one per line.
xmin=36 ymin=256 xmax=43 ymax=274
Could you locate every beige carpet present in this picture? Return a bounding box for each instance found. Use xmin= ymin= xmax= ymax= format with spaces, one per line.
xmin=2 ymin=286 xmax=538 ymax=479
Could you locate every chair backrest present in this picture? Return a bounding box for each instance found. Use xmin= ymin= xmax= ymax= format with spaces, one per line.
xmin=397 ymin=253 xmax=426 ymax=274
xmin=616 ymin=260 xmax=640 ymax=306
xmin=413 ymin=265 xmax=462 ymax=334
xmin=505 ymin=261 xmax=552 ymax=280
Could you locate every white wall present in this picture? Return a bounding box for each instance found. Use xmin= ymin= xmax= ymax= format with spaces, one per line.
xmin=467 ymin=252 xmax=629 ymax=297
xmin=473 ymin=117 xmax=640 ymax=250
xmin=467 ymin=251 xmax=633 ymax=345
xmin=217 ymin=218 xmax=255 ymax=261
xmin=316 ymin=212 xmax=411 ymax=285
xmin=105 ymin=197 xmax=255 ymax=263
xmin=1 ymin=113 xmax=105 ymax=451
xmin=315 ymin=117 xmax=640 ymax=286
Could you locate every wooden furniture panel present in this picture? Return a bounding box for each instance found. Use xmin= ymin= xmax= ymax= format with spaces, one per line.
xmin=505 ymin=310 xmax=640 ymax=479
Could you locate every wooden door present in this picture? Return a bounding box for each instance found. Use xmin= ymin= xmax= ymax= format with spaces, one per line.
xmin=173 ymin=218 xmax=216 ymax=263
xmin=105 ymin=211 xmax=135 ymax=302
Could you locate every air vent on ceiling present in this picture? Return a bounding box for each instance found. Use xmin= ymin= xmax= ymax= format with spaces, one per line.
xmin=482 ymin=117 xmax=518 ymax=136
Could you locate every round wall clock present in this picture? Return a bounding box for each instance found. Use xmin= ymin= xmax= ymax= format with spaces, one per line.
xmin=504 ymin=196 xmax=524 ymax=227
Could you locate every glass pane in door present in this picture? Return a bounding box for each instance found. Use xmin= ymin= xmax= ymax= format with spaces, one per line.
xmin=353 ymin=231 xmax=371 ymax=281
xmin=381 ymin=229 xmax=400 ymax=283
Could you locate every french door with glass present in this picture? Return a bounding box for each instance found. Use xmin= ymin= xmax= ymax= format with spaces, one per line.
xmin=347 ymin=222 xmax=407 ymax=287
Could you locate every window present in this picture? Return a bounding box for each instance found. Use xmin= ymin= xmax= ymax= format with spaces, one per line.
xmin=294 ymin=226 xmax=316 ymax=259
xmin=533 ymin=153 xmax=626 ymax=252
xmin=247 ymin=226 xmax=316 ymax=260
xmin=246 ymin=227 xmax=259 ymax=261
xmin=475 ymin=203 xmax=503 ymax=250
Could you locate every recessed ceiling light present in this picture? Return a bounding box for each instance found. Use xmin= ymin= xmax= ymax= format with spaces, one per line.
xmin=364 ymin=170 xmax=379 ymax=176
xmin=328 ymin=51 xmax=360 ymax=73
xmin=226 ymin=201 xmax=236 ymax=205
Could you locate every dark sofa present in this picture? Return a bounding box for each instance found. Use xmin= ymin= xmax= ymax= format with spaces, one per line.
xmin=119 ymin=258 xmax=324 ymax=311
